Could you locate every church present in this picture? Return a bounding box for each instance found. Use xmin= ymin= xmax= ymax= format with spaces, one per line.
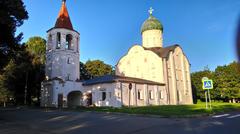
xmin=41 ymin=1 xmax=193 ymax=108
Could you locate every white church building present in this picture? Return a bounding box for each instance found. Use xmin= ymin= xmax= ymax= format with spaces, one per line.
xmin=41 ymin=1 xmax=193 ymax=108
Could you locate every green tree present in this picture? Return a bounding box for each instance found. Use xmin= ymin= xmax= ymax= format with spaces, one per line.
xmin=79 ymin=62 xmax=91 ymax=80
xmin=214 ymin=62 xmax=240 ymax=102
xmin=0 ymin=36 xmax=46 ymax=106
xmin=0 ymin=49 xmax=32 ymax=105
xmin=26 ymin=36 xmax=46 ymax=64
xmin=191 ymin=67 xmax=214 ymax=101
xmin=25 ymin=37 xmax=46 ymax=105
xmin=0 ymin=0 xmax=28 ymax=105
xmin=85 ymin=60 xmax=114 ymax=78
xmin=0 ymin=0 xmax=28 ymax=69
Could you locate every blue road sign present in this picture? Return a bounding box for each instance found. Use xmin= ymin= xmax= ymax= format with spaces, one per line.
xmin=202 ymin=79 xmax=213 ymax=90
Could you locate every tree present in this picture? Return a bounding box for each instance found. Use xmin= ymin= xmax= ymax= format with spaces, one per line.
xmin=0 ymin=0 xmax=28 ymax=106
xmin=191 ymin=67 xmax=214 ymax=101
xmin=0 ymin=36 xmax=46 ymax=106
xmin=85 ymin=60 xmax=114 ymax=78
xmin=26 ymin=36 xmax=46 ymax=64
xmin=0 ymin=0 xmax=28 ymax=69
xmin=25 ymin=37 xmax=46 ymax=105
xmin=0 ymin=49 xmax=32 ymax=105
xmin=214 ymin=62 xmax=240 ymax=102
xmin=79 ymin=62 xmax=91 ymax=80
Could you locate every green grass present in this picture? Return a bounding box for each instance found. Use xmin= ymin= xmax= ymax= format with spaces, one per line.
xmin=75 ymin=102 xmax=240 ymax=118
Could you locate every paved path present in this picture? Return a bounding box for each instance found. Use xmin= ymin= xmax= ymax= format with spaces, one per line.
xmin=0 ymin=108 xmax=239 ymax=134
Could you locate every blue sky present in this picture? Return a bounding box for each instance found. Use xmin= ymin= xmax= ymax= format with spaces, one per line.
xmin=18 ymin=0 xmax=240 ymax=72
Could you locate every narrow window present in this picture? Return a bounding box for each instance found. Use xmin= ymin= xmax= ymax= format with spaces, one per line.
xmin=66 ymin=34 xmax=72 ymax=50
xmin=149 ymin=90 xmax=154 ymax=99
xmin=138 ymin=90 xmax=143 ymax=100
xmin=67 ymin=57 xmax=71 ymax=64
xmin=77 ymin=37 xmax=79 ymax=52
xmin=159 ymin=90 xmax=163 ymax=99
xmin=138 ymin=91 xmax=141 ymax=100
xmin=56 ymin=32 xmax=61 ymax=49
xmin=102 ymin=92 xmax=106 ymax=101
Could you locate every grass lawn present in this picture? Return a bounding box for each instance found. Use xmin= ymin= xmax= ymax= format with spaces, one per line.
xmin=76 ymin=102 xmax=240 ymax=118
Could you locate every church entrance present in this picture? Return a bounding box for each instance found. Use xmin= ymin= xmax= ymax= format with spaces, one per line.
xmin=67 ymin=91 xmax=82 ymax=108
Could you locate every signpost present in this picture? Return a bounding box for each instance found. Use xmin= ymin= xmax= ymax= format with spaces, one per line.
xmin=202 ymin=77 xmax=213 ymax=109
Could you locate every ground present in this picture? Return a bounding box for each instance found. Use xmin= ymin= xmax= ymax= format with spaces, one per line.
xmin=0 ymin=107 xmax=240 ymax=134
xmin=78 ymin=101 xmax=240 ymax=117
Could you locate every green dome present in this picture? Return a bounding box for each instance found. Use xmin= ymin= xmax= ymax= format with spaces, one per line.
xmin=141 ymin=15 xmax=163 ymax=33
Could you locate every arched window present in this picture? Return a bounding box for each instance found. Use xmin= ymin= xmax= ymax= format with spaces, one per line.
xmin=56 ymin=32 xmax=61 ymax=49
xmin=66 ymin=34 xmax=73 ymax=50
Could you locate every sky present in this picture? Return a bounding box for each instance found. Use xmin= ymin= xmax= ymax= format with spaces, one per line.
xmin=18 ymin=0 xmax=240 ymax=72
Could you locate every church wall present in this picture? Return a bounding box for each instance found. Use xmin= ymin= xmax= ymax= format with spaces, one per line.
xmin=162 ymin=58 xmax=170 ymax=104
xmin=120 ymin=82 xmax=167 ymax=107
xmin=167 ymin=51 xmax=177 ymax=105
xmin=84 ymin=83 xmax=121 ymax=107
xmin=148 ymin=85 xmax=157 ymax=105
xmin=42 ymin=80 xmax=84 ymax=108
xmin=184 ymin=56 xmax=193 ymax=104
xmin=142 ymin=29 xmax=163 ymax=48
xmin=168 ymin=47 xmax=193 ymax=105
xmin=40 ymin=82 xmax=54 ymax=107
xmin=116 ymin=45 xmax=164 ymax=84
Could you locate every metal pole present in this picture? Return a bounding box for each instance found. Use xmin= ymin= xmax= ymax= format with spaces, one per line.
xmin=205 ymin=90 xmax=208 ymax=109
xmin=120 ymin=82 xmax=123 ymax=106
xmin=208 ymin=89 xmax=212 ymax=109
xmin=129 ymin=89 xmax=130 ymax=107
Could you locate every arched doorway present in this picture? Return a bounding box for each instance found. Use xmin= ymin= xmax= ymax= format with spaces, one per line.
xmin=67 ymin=91 xmax=82 ymax=108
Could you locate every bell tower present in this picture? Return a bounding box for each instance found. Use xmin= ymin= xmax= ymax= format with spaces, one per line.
xmin=45 ymin=0 xmax=80 ymax=81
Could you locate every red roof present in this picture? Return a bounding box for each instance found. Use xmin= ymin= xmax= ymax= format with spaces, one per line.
xmin=54 ymin=1 xmax=73 ymax=30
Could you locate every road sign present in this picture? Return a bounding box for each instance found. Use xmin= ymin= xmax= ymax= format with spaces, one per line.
xmin=202 ymin=77 xmax=213 ymax=109
xmin=202 ymin=79 xmax=213 ymax=90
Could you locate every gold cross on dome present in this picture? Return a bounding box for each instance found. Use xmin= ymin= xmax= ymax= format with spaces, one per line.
xmin=148 ymin=7 xmax=154 ymax=15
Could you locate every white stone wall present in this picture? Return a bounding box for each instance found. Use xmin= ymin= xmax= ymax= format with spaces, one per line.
xmin=116 ymin=45 xmax=164 ymax=83
xmin=165 ymin=46 xmax=193 ymax=105
xmin=84 ymin=83 xmax=122 ymax=107
xmin=41 ymin=80 xmax=86 ymax=107
xmin=142 ymin=29 xmax=163 ymax=48
xmin=119 ymin=82 xmax=167 ymax=107
xmin=46 ymin=28 xmax=80 ymax=81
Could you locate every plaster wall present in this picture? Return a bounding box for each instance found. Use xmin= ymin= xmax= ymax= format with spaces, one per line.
xmin=142 ymin=29 xmax=163 ymax=48
xmin=116 ymin=45 xmax=164 ymax=83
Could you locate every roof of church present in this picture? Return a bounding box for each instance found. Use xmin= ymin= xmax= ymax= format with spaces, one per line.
xmin=54 ymin=0 xmax=73 ymax=30
xmin=82 ymin=75 xmax=165 ymax=86
xmin=141 ymin=15 xmax=163 ymax=33
xmin=144 ymin=45 xmax=179 ymax=58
